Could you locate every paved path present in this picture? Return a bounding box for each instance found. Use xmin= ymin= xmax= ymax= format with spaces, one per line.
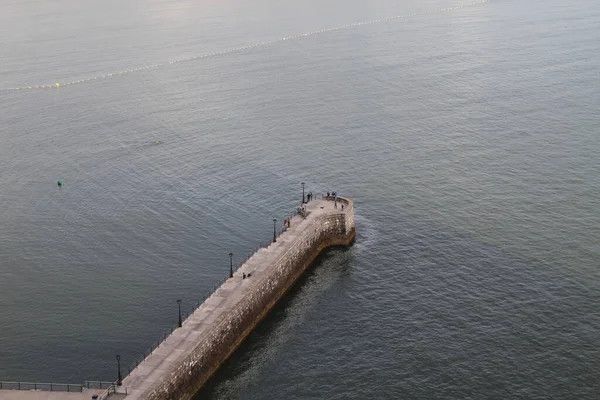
xmin=121 ymin=198 xmax=345 ymax=399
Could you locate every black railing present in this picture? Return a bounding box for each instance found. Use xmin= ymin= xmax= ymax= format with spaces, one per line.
xmin=84 ymin=380 xmax=115 ymax=390
xmin=0 ymin=381 xmax=83 ymax=392
xmin=97 ymin=383 xmax=128 ymax=399
xmin=97 ymin=385 xmax=116 ymax=399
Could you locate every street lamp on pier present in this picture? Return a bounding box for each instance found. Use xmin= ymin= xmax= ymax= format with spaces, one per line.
xmin=177 ymin=299 xmax=182 ymax=328
xmin=273 ymin=219 xmax=277 ymax=243
xmin=301 ymin=182 xmax=305 ymax=203
xmin=229 ymin=252 xmax=233 ymax=278
xmin=116 ymin=354 xmax=122 ymax=386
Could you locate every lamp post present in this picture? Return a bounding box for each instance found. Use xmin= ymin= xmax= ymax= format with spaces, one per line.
xmin=229 ymin=252 xmax=233 ymax=278
xmin=301 ymin=182 xmax=305 ymax=203
xmin=177 ymin=299 xmax=182 ymax=328
xmin=273 ymin=219 xmax=277 ymax=243
xmin=116 ymin=354 xmax=122 ymax=386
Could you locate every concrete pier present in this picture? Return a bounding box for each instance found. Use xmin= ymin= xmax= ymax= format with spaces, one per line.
xmin=120 ymin=196 xmax=355 ymax=400
xmin=0 ymin=197 xmax=354 ymax=400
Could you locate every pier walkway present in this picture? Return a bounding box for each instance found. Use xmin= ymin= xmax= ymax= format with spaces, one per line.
xmin=121 ymin=197 xmax=352 ymax=399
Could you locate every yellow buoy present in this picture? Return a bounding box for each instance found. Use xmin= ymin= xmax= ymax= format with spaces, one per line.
xmin=55 ymin=83 xmax=60 ymax=88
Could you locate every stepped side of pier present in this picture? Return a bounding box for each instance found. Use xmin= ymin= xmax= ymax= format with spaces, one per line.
xmin=122 ymin=197 xmax=355 ymax=400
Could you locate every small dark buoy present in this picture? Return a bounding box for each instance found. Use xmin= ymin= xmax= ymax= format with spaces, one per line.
xmin=57 ymin=179 xmax=63 ymax=187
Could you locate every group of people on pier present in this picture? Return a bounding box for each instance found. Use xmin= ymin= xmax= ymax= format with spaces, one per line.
xmin=301 ymin=190 xmax=345 ymax=211
xmin=303 ymin=191 xmax=341 ymax=203
xmin=324 ymin=191 xmax=344 ymax=210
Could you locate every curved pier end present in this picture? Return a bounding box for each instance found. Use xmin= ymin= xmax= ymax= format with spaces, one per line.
xmin=121 ymin=197 xmax=355 ymax=400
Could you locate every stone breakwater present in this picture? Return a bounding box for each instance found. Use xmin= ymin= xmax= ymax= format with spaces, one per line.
xmin=122 ymin=197 xmax=355 ymax=400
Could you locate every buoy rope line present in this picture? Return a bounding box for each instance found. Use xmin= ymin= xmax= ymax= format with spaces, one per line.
xmin=1 ymin=0 xmax=489 ymax=91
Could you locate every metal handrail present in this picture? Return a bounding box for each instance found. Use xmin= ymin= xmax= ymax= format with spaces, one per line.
xmin=0 ymin=380 xmax=128 ymax=395
xmin=84 ymin=380 xmax=115 ymax=389
xmin=97 ymin=383 xmax=128 ymax=399
xmin=97 ymin=385 xmax=115 ymax=400
xmin=0 ymin=381 xmax=83 ymax=392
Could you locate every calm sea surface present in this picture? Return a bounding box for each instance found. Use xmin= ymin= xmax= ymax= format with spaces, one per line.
xmin=1 ymin=0 xmax=599 ymax=398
